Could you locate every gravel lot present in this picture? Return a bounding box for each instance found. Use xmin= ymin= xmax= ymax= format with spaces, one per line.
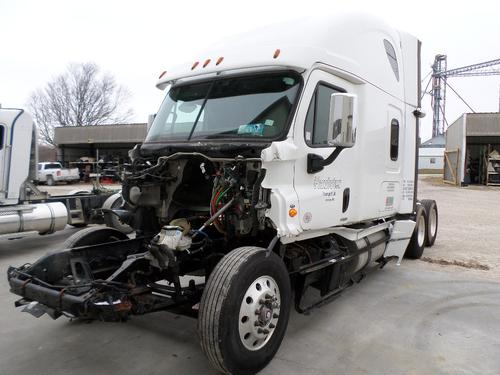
xmin=0 ymin=177 xmax=497 ymax=374
xmin=418 ymin=176 xmax=500 ymax=278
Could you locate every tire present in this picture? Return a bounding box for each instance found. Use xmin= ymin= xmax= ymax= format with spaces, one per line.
xmin=420 ymin=199 xmax=438 ymax=247
xmin=405 ymin=204 xmax=427 ymax=259
xmin=46 ymin=175 xmax=55 ymax=186
xmin=198 ymin=247 xmax=291 ymax=375
xmin=62 ymin=226 xmax=128 ymax=249
xmin=102 ymin=193 xmax=133 ymax=234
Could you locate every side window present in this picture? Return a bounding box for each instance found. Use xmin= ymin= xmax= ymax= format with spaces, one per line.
xmin=383 ymin=39 xmax=399 ymax=81
xmin=305 ymin=84 xmax=342 ymax=147
xmin=390 ymin=119 xmax=399 ymax=161
xmin=0 ymin=124 xmax=4 ymax=150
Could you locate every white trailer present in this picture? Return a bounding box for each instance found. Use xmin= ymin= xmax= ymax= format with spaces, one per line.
xmin=8 ymin=13 xmax=438 ymax=375
xmin=0 ymin=108 xmax=127 ymax=236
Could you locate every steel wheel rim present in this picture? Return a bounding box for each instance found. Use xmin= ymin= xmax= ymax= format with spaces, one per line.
xmin=429 ymin=207 xmax=437 ymax=238
xmin=238 ymin=275 xmax=281 ymax=351
xmin=417 ymin=214 xmax=426 ymax=247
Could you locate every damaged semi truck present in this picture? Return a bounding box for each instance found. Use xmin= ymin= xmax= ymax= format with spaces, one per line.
xmin=7 ymin=14 xmax=438 ymax=375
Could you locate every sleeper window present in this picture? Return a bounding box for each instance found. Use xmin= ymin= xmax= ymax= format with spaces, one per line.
xmin=390 ymin=119 xmax=399 ymax=161
xmin=383 ymin=39 xmax=399 ymax=81
xmin=0 ymin=125 xmax=4 ymax=150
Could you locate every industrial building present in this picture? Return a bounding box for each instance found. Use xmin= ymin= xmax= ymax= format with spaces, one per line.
xmin=418 ymin=135 xmax=445 ymax=174
xmin=53 ymin=123 xmax=147 ymax=181
xmin=54 ymin=123 xmax=147 ymax=164
xmin=444 ymin=113 xmax=500 ymax=186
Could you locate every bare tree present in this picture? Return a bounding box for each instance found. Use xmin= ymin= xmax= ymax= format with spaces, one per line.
xmin=28 ymin=63 xmax=133 ymax=146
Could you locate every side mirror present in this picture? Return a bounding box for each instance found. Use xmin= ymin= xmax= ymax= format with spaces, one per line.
xmin=147 ymin=114 xmax=156 ymax=132
xmin=328 ymin=93 xmax=357 ymax=148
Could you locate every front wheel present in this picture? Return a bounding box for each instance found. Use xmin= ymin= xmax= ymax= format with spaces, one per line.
xmin=198 ymin=247 xmax=291 ymax=375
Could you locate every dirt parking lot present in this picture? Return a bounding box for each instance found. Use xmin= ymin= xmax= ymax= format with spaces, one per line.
xmin=0 ymin=177 xmax=498 ymax=374
xmin=418 ymin=176 xmax=500 ymax=278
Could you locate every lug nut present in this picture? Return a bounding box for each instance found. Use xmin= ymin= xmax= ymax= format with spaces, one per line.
xmin=273 ymin=313 xmax=279 ymax=319
xmin=269 ymin=323 xmax=275 ymax=329
xmin=257 ymin=328 xmax=270 ymax=334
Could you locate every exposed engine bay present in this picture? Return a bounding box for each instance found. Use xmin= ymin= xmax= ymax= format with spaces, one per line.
xmin=122 ymin=151 xmax=270 ymax=241
xmin=8 ymin=150 xmax=390 ymax=321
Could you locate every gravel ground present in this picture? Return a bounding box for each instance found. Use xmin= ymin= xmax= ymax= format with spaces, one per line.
xmin=1 ymin=176 xmax=499 ymax=374
xmin=37 ymin=182 xmax=121 ymax=196
xmin=418 ymin=175 xmax=500 ymax=279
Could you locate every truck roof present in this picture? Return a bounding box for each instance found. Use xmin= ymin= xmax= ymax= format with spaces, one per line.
xmin=156 ymin=12 xmax=416 ymax=100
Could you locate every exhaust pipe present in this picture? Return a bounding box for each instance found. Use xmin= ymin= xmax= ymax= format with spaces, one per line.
xmin=0 ymin=202 xmax=68 ymax=235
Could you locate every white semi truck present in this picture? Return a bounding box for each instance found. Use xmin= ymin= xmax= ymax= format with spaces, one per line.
xmin=8 ymin=14 xmax=438 ymax=375
xmin=0 ymin=108 xmax=127 ymax=236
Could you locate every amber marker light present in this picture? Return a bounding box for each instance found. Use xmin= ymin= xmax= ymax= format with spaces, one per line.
xmin=273 ymin=49 xmax=281 ymax=59
xmin=191 ymin=61 xmax=199 ymax=70
xmin=203 ymin=59 xmax=211 ymax=68
xmin=158 ymin=71 xmax=167 ymax=79
xmin=288 ymin=208 xmax=297 ymax=217
xmin=216 ymin=56 xmax=224 ymax=65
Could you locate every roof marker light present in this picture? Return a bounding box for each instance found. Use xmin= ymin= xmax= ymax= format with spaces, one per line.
xmin=191 ymin=61 xmax=199 ymax=70
xmin=203 ymin=59 xmax=211 ymax=68
xmin=158 ymin=71 xmax=167 ymax=79
xmin=273 ymin=49 xmax=281 ymax=59
xmin=216 ymin=56 xmax=224 ymax=65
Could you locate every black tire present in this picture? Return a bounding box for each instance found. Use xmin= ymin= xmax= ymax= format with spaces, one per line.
xmin=46 ymin=175 xmax=55 ymax=186
xmin=102 ymin=193 xmax=133 ymax=234
xmin=420 ymin=199 xmax=438 ymax=247
xmin=405 ymin=204 xmax=427 ymax=259
xmin=62 ymin=226 xmax=128 ymax=249
xmin=198 ymin=247 xmax=291 ymax=375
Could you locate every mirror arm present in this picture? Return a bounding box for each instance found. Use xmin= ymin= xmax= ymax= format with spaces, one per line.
xmin=307 ymin=147 xmax=345 ymax=174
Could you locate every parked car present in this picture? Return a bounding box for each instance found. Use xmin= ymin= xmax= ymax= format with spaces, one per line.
xmin=37 ymin=162 xmax=80 ymax=185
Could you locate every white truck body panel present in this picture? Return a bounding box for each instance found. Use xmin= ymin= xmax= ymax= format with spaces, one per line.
xmin=0 ymin=109 xmax=34 ymax=205
xmin=156 ymin=13 xmax=420 ymax=256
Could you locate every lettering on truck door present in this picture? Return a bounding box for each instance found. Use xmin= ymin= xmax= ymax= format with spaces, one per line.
xmin=292 ymin=69 xmax=358 ymax=231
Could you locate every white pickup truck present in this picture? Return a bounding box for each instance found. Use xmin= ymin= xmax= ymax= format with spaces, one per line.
xmin=37 ymin=162 xmax=80 ymax=185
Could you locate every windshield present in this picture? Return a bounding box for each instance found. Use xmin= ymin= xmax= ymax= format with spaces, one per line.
xmin=145 ymin=72 xmax=301 ymax=142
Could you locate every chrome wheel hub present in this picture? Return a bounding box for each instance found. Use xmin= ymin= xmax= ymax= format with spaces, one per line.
xmin=238 ymin=275 xmax=281 ymax=351
xmin=417 ymin=214 xmax=426 ymax=247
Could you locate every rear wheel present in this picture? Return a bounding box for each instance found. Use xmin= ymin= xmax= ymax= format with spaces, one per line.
xmin=421 ymin=199 xmax=438 ymax=247
xmin=198 ymin=247 xmax=291 ymax=375
xmin=405 ymin=204 xmax=427 ymax=259
xmin=46 ymin=175 xmax=55 ymax=186
xmin=62 ymin=226 xmax=128 ymax=249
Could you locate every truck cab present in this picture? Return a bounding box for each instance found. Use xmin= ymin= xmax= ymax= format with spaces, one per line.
xmin=7 ymin=14 xmax=438 ymax=375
